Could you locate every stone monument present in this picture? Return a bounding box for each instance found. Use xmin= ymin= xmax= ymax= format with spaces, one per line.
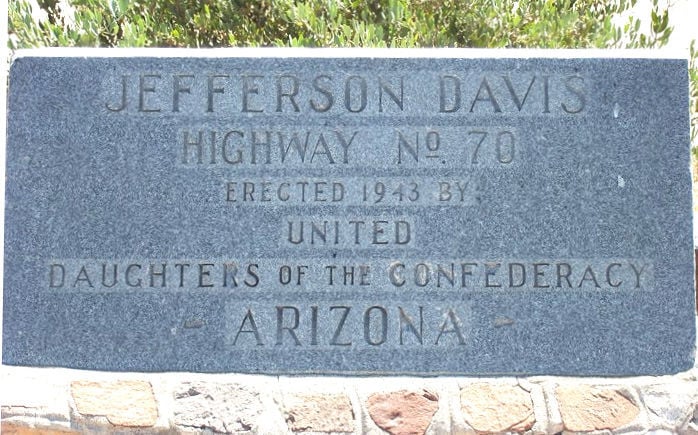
xmin=2 ymin=49 xmax=695 ymax=375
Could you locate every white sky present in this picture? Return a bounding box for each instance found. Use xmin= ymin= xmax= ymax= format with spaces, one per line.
xmin=624 ymin=0 xmax=698 ymax=50
xmin=662 ymin=0 xmax=698 ymax=50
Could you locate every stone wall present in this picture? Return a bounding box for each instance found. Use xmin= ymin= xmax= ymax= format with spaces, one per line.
xmin=2 ymin=360 xmax=698 ymax=435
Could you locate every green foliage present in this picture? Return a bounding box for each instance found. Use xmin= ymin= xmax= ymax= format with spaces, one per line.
xmin=688 ymin=40 xmax=698 ymax=152
xmin=8 ymin=0 xmax=672 ymax=49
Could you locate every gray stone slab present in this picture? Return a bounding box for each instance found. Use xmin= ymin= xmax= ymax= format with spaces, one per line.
xmin=2 ymin=49 xmax=695 ymax=375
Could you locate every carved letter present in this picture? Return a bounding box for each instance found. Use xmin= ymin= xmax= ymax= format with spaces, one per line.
xmin=561 ymin=75 xmax=586 ymax=114
xmin=629 ymin=263 xmax=646 ymax=288
xmin=310 ymin=75 xmax=334 ymax=112
xmin=74 ymin=266 xmax=93 ymax=287
xmin=379 ymin=77 xmax=404 ymax=112
xmin=232 ymin=309 xmax=264 ymax=346
xmin=222 ymin=131 xmax=244 ymax=164
xmin=329 ymin=306 xmax=352 ymax=346
xmin=125 ymin=264 xmax=142 ymax=287
xmin=389 ymin=262 xmax=406 ymax=287
xmin=469 ymin=77 xmax=501 ymax=113
xmin=287 ymin=220 xmax=304 ymax=244
xmin=242 ymin=75 xmax=264 ymax=113
xmin=173 ymin=74 xmax=194 ymax=112
xmin=533 ymin=262 xmax=550 ymax=288
xmin=363 ymin=306 xmax=388 ymax=345
xmin=503 ymin=75 xmax=535 ymax=111
xmin=335 ymin=130 xmax=357 ymax=164
xmin=101 ymin=263 xmax=118 ymax=288
xmin=139 ymin=74 xmax=161 ymax=112
xmin=439 ymin=75 xmax=461 ymax=112
xmin=49 ymin=264 xmax=65 ymax=288
xmin=578 ymin=265 xmax=600 ymax=288
xmin=399 ymin=307 xmax=423 ymax=345
xmin=207 ymin=74 xmax=228 ymax=112
xmin=606 ymin=263 xmax=623 ymax=287
xmin=106 ymin=75 xmax=128 ymax=112
xmin=276 ymin=306 xmax=301 ymax=345
xmin=508 ymin=263 xmax=526 ymax=287
xmin=556 ymin=263 xmax=572 ymax=287
xmin=344 ymin=76 xmax=367 ymax=113
xmin=276 ymin=74 xmax=300 ymax=112
xmin=435 ymin=309 xmax=466 ymax=345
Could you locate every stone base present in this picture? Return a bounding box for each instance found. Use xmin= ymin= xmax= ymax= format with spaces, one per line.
xmin=2 ymin=361 xmax=698 ymax=435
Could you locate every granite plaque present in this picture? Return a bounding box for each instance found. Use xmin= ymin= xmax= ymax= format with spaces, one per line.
xmin=3 ymin=49 xmax=695 ymax=375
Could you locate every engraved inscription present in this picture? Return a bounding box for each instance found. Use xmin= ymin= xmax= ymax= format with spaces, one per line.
xmin=48 ymin=261 xmax=261 ymax=289
xmin=181 ymin=128 xmax=357 ymax=166
xmin=395 ymin=128 xmax=516 ymax=166
xmin=438 ymin=74 xmax=586 ymax=114
xmin=6 ymin=53 xmax=692 ymax=375
xmin=177 ymin=127 xmax=520 ymax=169
xmin=104 ymin=72 xmax=587 ymax=115
xmin=47 ymin=259 xmax=652 ymax=292
xmin=284 ymin=217 xmax=414 ymax=247
xmin=105 ymin=73 xmax=405 ymax=114
xmin=223 ymin=178 xmax=477 ymax=206
xmin=386 ymin=260 xmax=650 ymax=290
xmin=227 ymin=304 xmax=469 ymax=348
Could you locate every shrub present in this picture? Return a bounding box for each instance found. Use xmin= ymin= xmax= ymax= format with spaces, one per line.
xmin=8 ymin=0 xmax=672 ymax=49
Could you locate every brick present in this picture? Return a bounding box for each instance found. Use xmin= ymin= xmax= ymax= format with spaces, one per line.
xmin=70 ymin=380 xmax=157 ymax=427
xmin=459 ymin=383 xmax=535 ymax=434
xmin=1 ymin=423 xmax=79 ymax=435
xmin=640 ymin=383 xmax=698 ymax=431
xmin=1 ymin=367 xmax=71 ymax=424
xmin=556 ymin=385 xmax=639 ymax=432
xmin=285 ymin=393 xmax=354 ymax=433
xmin=367 ymin=390 xmax=438 ymax=435
xmin=173 ymin=382 xmax=264 ymax=433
